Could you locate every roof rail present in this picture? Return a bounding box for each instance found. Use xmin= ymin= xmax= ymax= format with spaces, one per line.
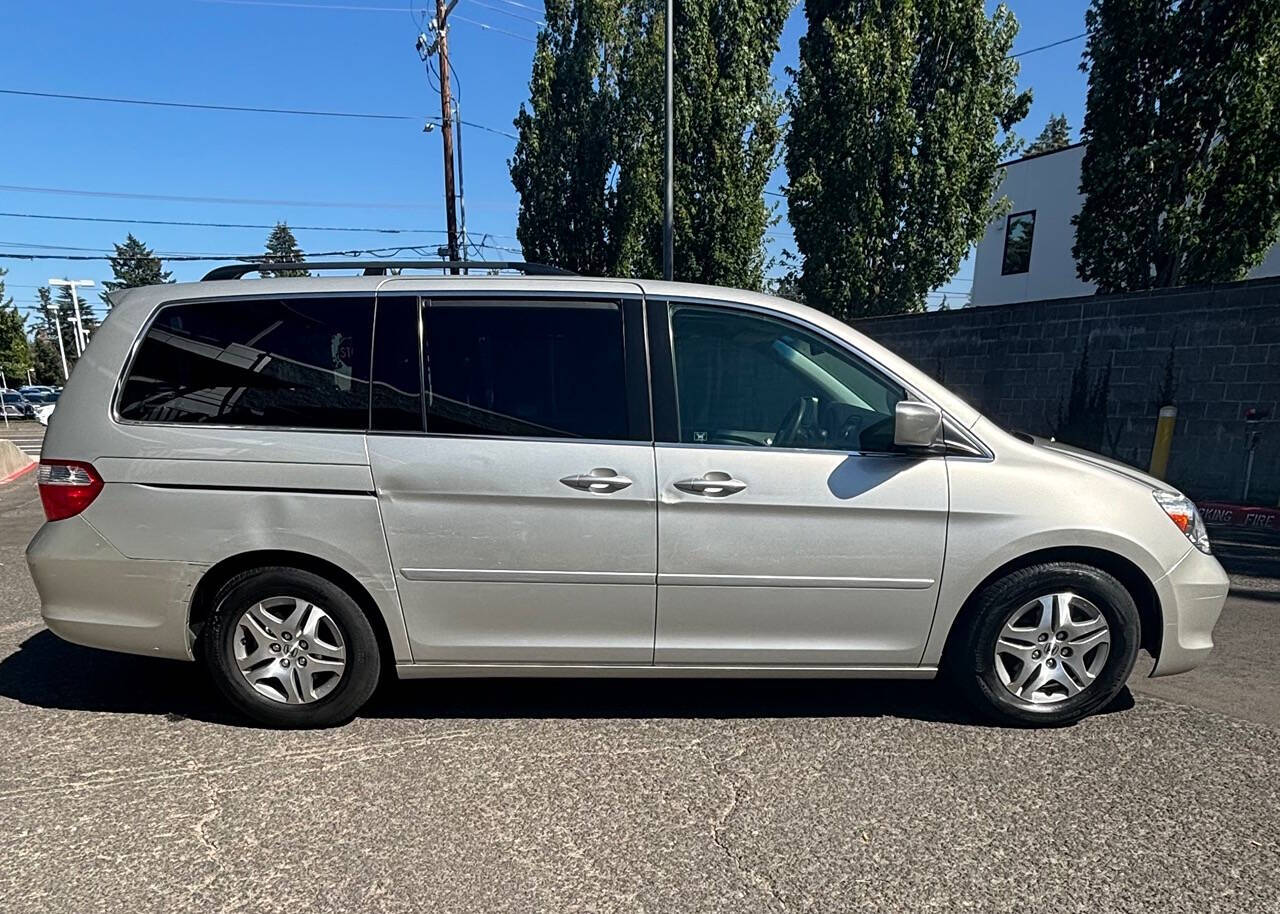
xmin=200 ymin=260 xmax=576 ymax=281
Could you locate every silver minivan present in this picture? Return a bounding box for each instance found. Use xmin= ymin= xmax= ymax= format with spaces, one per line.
xmin=27 ymin=262 xmax=1229 ymax=728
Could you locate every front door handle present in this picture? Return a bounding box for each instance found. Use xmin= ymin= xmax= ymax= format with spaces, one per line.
xmin=674 ymin=472 xmax=747 ymax=497
xmin=560 ymin=468 xmax=633 ymax=494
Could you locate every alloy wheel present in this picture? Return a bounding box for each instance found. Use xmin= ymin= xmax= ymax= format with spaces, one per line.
xmin=992 ymin=592 xmax=1112 ymax=704
xmin=233 ymin=596 xmax=347 ymax=704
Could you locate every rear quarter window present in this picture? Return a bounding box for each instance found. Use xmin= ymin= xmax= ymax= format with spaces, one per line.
xmin=117 ymin=296 xmax=373 ymax=430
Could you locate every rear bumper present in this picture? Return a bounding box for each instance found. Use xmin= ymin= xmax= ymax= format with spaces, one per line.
xmin=1150 ymin=546 xmax=1230 ymax=677
xmin=26 ymin=515 xmax=206 ymax=661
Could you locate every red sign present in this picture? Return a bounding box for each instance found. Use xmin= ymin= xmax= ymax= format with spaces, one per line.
xmin=1198 ymin=501 xmax=1280 ymax=531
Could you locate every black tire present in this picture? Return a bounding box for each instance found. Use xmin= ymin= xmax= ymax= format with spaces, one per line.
xmin=200 ymin=567 xmax=382 ymax=728
xmin=948 ymin=562 xmax=1141 ymax=726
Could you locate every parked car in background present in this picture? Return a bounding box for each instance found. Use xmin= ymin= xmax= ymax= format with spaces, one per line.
xmin=1 ymin=390 xmax=35 ymax=419
xmin=26 ymin=390 xmax=59 ymax=426
xmin=27 ymin=263 xmax=1230 ymax=729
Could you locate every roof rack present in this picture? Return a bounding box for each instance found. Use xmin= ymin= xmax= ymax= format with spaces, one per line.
xmin=200 ymin=260 xmax=576 ymax=281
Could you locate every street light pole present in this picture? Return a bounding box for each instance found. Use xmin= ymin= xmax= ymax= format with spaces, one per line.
xmin=662 ymin=0 xmax=674 ymax=282
xmin=51 ymin=310 xmax=69 ymax=381
xmin=49 ymin=278 xmax=94 ymax=358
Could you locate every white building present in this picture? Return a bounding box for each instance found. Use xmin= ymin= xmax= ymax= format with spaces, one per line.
xmin=970 ymin=143 xmax=1280 ymax=306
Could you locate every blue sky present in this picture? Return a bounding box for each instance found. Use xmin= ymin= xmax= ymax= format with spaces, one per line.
xmin=0 ymin=0 xmax=1091 ymax=319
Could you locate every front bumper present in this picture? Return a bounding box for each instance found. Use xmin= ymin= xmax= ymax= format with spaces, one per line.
xmin=26 ymin=515 xmax=206 ymax=661
xmin=1150 ymin=545 xmax=1230 ymax=677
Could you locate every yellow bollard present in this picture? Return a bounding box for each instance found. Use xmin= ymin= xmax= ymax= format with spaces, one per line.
xmin=1149 ymin=405 xmax=1177 ymax=479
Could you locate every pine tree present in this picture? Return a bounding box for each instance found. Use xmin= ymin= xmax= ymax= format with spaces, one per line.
xmin=261 ymin=223 xmax=310 ymax=277
xmin=1073 ymin=0 xmax=1280 ymax=291
xmin=1025 ymin=113 xmax=1072 ymax=154
xmin=101 ymin=233 xmax=173 ymax=308
xmin=34 ymin=286 xmax=92 ymax=373
xmin=785 ymin=0 xmax=1030 ymax=319
xmin=0 ymin=269 xmax=32 ymax=384
xmin=30 ymin=330 xmax=64 ymax=386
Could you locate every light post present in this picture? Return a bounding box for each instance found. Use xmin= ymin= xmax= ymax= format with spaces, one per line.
xmin=49 ymin=278 xmax=95 ymax=357
xmin=663 ymin=0 xmax=673 ymax=281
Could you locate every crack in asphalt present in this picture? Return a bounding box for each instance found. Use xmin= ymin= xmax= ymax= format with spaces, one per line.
xmin=698 ymin=742 xmax=790 ymax=913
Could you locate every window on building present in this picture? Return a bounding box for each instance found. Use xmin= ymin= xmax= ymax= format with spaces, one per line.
xmin=117 ymin=296 xmax=373 ymax=429
xmin=1001 ymin=211 xmax=1036 ymax=275
xmin=422 ymin=299 xmax=637 ymax=441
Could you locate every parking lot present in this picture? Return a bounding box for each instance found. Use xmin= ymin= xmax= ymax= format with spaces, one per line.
xmin=0 ymin=438 xmax=1277 ymax=912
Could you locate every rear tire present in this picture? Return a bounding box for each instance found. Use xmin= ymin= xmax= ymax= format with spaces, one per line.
xmin=948 ymin=562 xmax=1141 ymax=726
xmin=200 ymin=567 xmax=382 ymax=728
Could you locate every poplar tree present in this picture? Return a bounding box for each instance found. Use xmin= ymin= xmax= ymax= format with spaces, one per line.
xmin=785 ymin=0 xmax=1030 ymax=318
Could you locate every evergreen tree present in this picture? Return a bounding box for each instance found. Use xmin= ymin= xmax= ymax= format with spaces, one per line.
xmin=1073 ymin=0 xmax=1280 ymax=291
xmin=0 ymin=270 xmax=32 ymax=384
xmin=261 ymin=223 xmax=310 ymax=277
xmin=30 ymin=330 xmax=64 ymax=386
xmin=510 ymin=0 xmax=622 ymax=275
xmin=101 ymin=233 xmax=173 ymax=308
xmin=34 ymin=286 xmax=93 ymax=373
xmin=1025 ymin=113 xmax=1072 ymax=154
xmin=785 ymin=0 xmax=1030 ymax=319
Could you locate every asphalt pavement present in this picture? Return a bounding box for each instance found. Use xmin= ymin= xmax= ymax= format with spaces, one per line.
xmin=0 ymin=466 xmax=1277 ymax=913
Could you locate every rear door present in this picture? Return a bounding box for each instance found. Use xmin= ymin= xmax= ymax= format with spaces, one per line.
xmin=367 ymin=291 xmax=658 ymax=664
xmin=650 ymin=300 xmax=949 ymax=667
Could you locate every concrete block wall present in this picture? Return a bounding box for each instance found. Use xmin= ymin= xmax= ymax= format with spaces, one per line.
xmin=855 ymin=277 xmax=1280 ymax=505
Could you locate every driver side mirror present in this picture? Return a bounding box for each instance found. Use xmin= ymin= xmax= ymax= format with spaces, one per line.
xmin=893 ymin=401 xmax=943 ymax=451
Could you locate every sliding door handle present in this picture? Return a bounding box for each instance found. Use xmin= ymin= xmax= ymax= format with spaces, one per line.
xmin=674 ymin=472 xmax=747 ymax=497
xmin=560 ymin=468 xmax=633 ymax=494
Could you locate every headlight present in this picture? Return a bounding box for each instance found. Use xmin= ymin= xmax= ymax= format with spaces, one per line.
xmin=1153 ymin=490 xmax=1212 ymax=554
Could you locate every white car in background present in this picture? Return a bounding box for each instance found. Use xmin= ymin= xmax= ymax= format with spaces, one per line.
xmin=23 ymin=390 xmax=59 ymax=426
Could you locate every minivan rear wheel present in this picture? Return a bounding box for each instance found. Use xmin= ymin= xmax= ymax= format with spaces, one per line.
xmin=200 ymin=567 xmax=381 ymax=728
xmin=949 ymin=562 xmax=1141 ymax=726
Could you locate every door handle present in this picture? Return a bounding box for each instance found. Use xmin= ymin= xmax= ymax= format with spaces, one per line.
xmin=673 ymin=472 xmax=747 ymax=497
xmin=560 ymin=468 xmax=633 ymax=494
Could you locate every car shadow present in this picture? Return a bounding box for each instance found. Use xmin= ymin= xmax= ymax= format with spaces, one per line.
xmin=0 ymin=629 xmax=1134 ymax=728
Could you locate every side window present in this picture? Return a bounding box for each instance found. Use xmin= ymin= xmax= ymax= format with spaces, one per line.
xmin=371 ymin=296 xmax=424 ymax=432
xmin=669 ymin=305 xmax=905 ymax=452
xmin=423 ymin=299 xmax=637 ymax=441
xmin=117 ymin=296 xmax=373 ymax=429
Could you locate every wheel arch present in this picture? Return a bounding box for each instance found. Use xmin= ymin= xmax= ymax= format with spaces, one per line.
xmin=941 ymin=545 xmax=1163 ymax=666
xmin=188 ymin=550 xmax=397 ymax=669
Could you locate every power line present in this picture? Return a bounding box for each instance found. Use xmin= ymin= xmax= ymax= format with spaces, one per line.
xmin=0 ymin=210 xmax=519 ymax=239
xmin=450 ymin=14 xmax=536 ymax=43
xmin=1010 ymin=32 xmax=1087 ymax=58
xmin=0 ymin=242 xmax=517 ymax=263
xmin=192 ymin=0 xmax=537 ymax=41
xmin=0 ymin=88 xmax=518 ymax=139
xmin=0 ymin=183 xmax=457 ymax=210
xmin=466 ymin=0 xmax=543 ymax=27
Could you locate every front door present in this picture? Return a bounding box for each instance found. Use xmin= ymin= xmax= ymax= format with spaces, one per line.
xmin=367 ymin=293 xmax=657 ymax=664
xmin=652 ymin=302 xmax=949 ymax=666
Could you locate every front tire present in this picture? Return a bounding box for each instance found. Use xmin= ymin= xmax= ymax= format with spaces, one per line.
xmin=949 ymin=562 xmax=1141 ymax=726
xmin=200 ymin=567 xmax=382 ymax=728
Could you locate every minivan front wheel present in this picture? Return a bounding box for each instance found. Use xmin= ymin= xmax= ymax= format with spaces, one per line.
xmin=950 ymin=562 xmax=1141 ymax=726
xmin=201 ymin=568 xmax=382 ymax=728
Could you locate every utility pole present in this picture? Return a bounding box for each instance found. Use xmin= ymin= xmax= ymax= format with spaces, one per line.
xmin=428 ymin=0 xmax=461 ymax=270
xmin=662 ymin=0 xmax=674 ymax=282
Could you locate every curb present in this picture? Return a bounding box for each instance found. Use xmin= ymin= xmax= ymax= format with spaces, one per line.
xmin=0 ymin=461 xmax=36 ymax=485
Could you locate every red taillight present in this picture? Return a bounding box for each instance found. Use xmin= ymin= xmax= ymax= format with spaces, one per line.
xmin=37 ymin=460 xmax=104 ymax=522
